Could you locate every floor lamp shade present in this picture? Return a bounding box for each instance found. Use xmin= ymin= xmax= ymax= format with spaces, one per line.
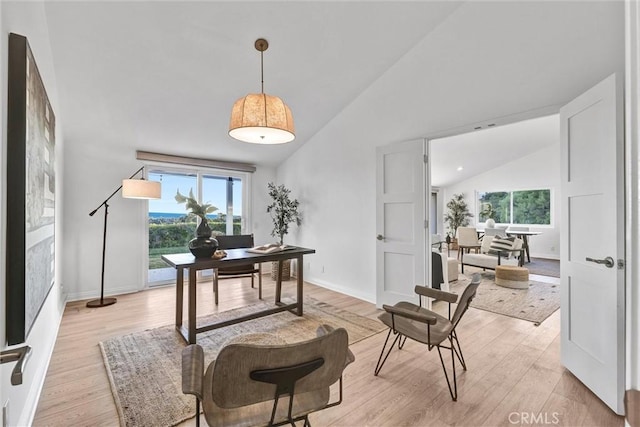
xmin=122 ymin=179 xmax=161 ymax=199
xmin=229 ymin=93 xmax=295 ymax=144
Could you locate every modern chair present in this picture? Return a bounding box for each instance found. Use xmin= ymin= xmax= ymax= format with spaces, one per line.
xmin=182 ymin=324 xmax=355 ymax=427
xmin=457 ymin=227 xmax=481 ymax=260
xmin=431 ymin=234 xmax=443 ymax=252
xmin=214 ymin=234 xmax=262 ymax=304
xmin=374 ymin=274 xmax=481 ymax=401
xmin=431 ymin=250 xmax=445 ymax=290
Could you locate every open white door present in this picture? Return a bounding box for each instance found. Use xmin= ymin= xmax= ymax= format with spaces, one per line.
xmin=376 ymin=139 xmax=427 ymax=307
xmin=560 ymin=73 xmax=625 ymax=414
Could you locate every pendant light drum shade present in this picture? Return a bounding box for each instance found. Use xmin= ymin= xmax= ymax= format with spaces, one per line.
xmin=229 ymin=93 xmax=295 ymax=144
xmin=229 ymin=38 xmax=295 ymax=144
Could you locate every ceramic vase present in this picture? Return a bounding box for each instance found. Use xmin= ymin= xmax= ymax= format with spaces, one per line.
xmin=189 ymin=218 xmax=218 ymax=258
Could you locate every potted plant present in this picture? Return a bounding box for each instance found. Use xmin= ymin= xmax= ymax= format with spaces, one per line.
xmin=444 ymin=193 xmax=473 ymax=249
xmin=267 ymin=182 xmax=301 ymax=280
xmin=175 ymin=189 xmax=219 ymax=258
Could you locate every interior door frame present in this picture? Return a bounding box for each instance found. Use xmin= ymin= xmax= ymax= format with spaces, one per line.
xmin=625 ymin=0 xmax=640 ymax=413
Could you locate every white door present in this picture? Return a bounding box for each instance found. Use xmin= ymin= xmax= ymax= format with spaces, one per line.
xmin=560 ymin=73 xmax=625 ymax=414
xmin=376 ymin=139 xmax=427 ymax=307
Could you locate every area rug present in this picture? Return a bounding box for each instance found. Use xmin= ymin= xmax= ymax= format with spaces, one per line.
xmin=450 ymin=271 xmax=560 ymax=326
xmin=100 ymin=297 xmax=384 ymax=427
xmin=527 ymin=257 xmax=560 ymax=278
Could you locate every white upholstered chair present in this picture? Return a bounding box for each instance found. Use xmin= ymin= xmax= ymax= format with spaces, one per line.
xmin=460 ymin=235 xmax=524 ymax=273
xmin=457 ymin=227 xmax=481 ymax=260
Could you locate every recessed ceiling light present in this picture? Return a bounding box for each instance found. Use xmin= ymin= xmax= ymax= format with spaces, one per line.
xmin=457 ymin=166 xmax=464 ymax=171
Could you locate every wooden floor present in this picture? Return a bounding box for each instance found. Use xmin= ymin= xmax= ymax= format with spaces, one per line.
xmin=33 ymin=274 xmax=624 ymax=427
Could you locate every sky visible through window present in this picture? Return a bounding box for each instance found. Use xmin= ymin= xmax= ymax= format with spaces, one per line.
xmin=147 ymin=171 xmax=243 ymax=216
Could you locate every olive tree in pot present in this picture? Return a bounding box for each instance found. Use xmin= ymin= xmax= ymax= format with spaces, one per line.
xmin=267 ymin=182 xmax=302 ymax=280
xmin=444 ymin=193 xmax=473 ymax=250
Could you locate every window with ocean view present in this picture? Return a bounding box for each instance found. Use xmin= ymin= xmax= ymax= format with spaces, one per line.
xmin=147 ymin=168 xmax=246 ymax=285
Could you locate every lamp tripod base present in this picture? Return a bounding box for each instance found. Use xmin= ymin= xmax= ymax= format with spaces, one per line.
xmin=86 ymin=297 xmax=117 ymax=308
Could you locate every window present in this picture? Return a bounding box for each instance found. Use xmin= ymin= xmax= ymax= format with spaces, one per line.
xmin=147 ymin=167 xmax=249 ymax=285
xmin=477 ymin=189 xmax=551 ymax=225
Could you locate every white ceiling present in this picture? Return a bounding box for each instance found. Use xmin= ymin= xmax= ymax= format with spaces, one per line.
xmin=42 ymin=1 xmax=462 ymax=167
xmin=39 ymin=1 xmax=624 ymax=169
xmin=430 ymin=115 xmax=560 ymax=188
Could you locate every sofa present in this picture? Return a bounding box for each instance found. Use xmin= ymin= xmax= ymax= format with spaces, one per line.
xmin=460 ymin=235 xmax=524 ymax=273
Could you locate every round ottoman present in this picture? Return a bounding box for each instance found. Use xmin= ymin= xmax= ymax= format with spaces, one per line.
xmin=495 ymin=265 xmax=529 ymax=289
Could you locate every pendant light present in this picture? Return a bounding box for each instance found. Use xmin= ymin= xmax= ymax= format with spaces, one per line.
xmin=229 ymin=38 xmax=295 ymax=144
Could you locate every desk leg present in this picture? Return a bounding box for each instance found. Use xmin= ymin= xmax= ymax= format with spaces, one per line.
xmin=188 ymin=268 xmax=197 ymax=344
xmin=213 ymin=268 xmax=219 ymax=305
xmin=176 ymin=267 xmax=184 ymax=328
xmin=296 ymin=255 xmax=303 ymax=316
xmin=275 ymin=260 xmax=283 ymax=303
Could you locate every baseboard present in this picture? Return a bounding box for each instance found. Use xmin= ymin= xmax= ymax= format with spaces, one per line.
xmin=302 ymin=276 xmax=375 ymax=304
xmin=20 ymin=286 xmax=66 ymax=426
xmin=530 ymin=253 xmax=560 ymax=261
xmin=66 ymin=283 xmax=141 ymax=302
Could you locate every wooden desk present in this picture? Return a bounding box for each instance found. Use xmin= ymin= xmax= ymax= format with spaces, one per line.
xmin=162 ymin=246 xmax=316 ymax=344
xmin=505 ymin=231 xmax=541 ymax=263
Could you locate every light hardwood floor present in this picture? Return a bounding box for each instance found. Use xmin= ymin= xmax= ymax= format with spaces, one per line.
xmin=33 ymin=273 xmax=624 ymax=427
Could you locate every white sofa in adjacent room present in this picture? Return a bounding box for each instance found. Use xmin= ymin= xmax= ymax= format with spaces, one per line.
xmin=460 ymin=235 xmax=524 ymax=273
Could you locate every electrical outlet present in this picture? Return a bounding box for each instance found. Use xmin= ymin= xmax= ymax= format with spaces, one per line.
xmin=3 ymin=399 xmax=9 ymax=427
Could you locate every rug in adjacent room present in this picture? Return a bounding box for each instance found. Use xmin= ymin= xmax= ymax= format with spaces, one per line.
xmin=450 ymin=271 xmax=560 ymax=326
xmin=100 ymin=297 xmax=385 ymax=427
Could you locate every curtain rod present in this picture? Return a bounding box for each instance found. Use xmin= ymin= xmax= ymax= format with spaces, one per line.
xmin=136 ymin=150 xmax=256 ymax=173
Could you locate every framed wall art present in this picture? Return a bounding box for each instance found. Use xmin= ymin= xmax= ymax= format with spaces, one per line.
xmin=6 ymin=33 xmax=56 ymax=345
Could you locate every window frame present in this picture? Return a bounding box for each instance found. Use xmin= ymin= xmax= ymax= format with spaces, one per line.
xmin=143 ymin=163 xmax=253 ymax=287
xmin=475 ymin=188 xmax=553 ymax=227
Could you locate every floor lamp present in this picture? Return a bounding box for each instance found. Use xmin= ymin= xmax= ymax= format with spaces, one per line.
xmin=87 ymin=166 xmax=161 ymax=308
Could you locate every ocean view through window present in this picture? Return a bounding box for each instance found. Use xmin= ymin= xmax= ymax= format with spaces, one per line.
xmin=147 ymin=168 xmax=246 ymax=285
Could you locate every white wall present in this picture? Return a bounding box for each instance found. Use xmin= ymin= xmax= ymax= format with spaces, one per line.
xmin=1 ymin=3 xmax=66 ymax=426
xmin=441 ymin=143 xmax=561 ymax=260
xmin=275 ymin=2 xmax=620 ymax=302
xmin=62 ymin=140 xmax=276 ymax=300
xmin=278 ymin=121 xmax=377 ymax=302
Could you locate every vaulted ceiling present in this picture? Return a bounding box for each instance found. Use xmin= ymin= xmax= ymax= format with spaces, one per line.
xmin=41 ymin=1 xmax=624 ymax=170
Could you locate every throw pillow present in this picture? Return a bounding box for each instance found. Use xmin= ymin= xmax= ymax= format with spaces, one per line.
xmin=488 ymin=236 xmax=516 ymax=256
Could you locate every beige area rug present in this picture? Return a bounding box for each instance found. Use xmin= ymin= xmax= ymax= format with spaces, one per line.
xmin=450 ymin=271 xmax=560 ymax=326
xmin=100 ymin=297 xmax=385 ymax=427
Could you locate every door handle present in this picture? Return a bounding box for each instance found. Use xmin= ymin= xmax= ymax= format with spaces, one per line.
xmin=0 ymin=345 xmax=31 ymax=385
xmin=376 ymin=234 xmax=384 ymax=241
xmin=585 ymin=256 xmax=615 ymax=268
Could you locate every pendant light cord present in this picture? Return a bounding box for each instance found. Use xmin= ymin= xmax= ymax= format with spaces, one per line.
xmin=260 ymin=49 xmax=264 ymax=94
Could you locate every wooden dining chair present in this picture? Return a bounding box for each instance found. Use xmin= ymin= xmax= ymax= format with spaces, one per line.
xmin=214 ymin=234 xmax=262 ymax=304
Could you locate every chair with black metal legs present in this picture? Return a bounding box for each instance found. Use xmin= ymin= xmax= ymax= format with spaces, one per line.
xmin=182 ymin=324 xmax=355 ymax=427
xmin=374 ymin=273 xmax=481 ymax=401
